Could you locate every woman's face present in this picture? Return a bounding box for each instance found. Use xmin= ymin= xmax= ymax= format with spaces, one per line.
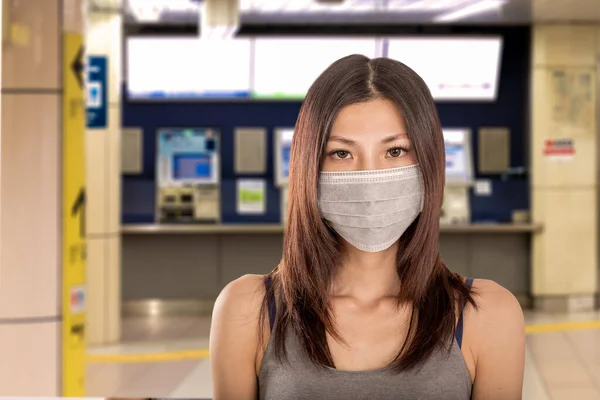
xmin=322 ymin=99 xmax=417 ymax=172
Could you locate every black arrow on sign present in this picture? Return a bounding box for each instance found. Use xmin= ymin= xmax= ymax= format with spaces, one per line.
xmin=71 ymin=45 xmax=85 ymax=89
xmin=71 ymin=187 xmax=86 ymax=239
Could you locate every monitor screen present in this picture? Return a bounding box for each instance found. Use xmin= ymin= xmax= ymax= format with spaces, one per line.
xmin=445 ymin=143 xmax=467 ymax=177
xmin=127 ymin=37 xmax=252 ymax=100
xmin=157 ymin=128 xmax=219 ymax=185
xmin=443 ymin=128 xmax=472 ymax=183
xmin=275 ymin=128 xmax=294 ymax=186
xmin=253 ymin=38 xmax=380 ymax=99
xmin=282 ymin=146 xmax=291 ymax=178
xmin=172 ymin=154 xmax=212 ymax=180
xmin=387 ymin=37 xmax=502 ymax=101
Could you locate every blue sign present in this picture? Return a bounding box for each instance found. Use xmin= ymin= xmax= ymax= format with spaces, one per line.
xmin=86 ymin=56 xmax=108 ymax=129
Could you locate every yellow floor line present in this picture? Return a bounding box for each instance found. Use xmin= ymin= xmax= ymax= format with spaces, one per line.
xmin=87 ymin=348 xmax=210 ymax=363
xmin=525 ymin=320 xmax=600 ymax=334
xmin=87 ymin=320 xmax=600 ymax=363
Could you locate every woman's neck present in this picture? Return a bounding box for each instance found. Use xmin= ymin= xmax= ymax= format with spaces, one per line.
xmin=332 ymin=241 xmax=401 ymax=303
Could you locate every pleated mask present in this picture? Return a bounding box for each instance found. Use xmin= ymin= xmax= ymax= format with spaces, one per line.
xmin=318 ymin=164 xmax=424 ymax=252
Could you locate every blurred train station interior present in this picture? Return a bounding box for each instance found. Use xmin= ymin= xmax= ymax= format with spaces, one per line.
xmin=1 ymin=0 xmax=600 ymax=399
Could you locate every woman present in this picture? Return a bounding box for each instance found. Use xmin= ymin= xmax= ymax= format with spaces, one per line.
xmin=210 ymin=55 xmax=525 ymax=399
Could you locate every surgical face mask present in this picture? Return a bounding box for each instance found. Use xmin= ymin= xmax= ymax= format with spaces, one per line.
xmin=318 ymin=164 xmax=424 ymax=252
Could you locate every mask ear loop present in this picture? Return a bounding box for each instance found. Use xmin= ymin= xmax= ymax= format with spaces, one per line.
xmin=319 ymin=216 xmax=343 ymax=251
xmin=318 ymin=211 xmax=338 ymax=239
xmin=320 ymin=216 xmax=334 ymax=231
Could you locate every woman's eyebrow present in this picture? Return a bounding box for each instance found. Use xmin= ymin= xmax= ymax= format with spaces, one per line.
xmin=328 ymin=133 xmax=409 ymax=145
xmin=328 ymin=135 xmax=357 ymax=146
xmin=381 ymin=133 xmax=408 ymax=144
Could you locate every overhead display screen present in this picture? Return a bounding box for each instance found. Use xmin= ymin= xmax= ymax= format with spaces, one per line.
xmin=126 ymin=36 xmax=500 ymax=102
xmin=387 ymin=37 xmax=503 ymax=102
xmin=253 ymin=38 xmax=380 ymax=99
xmin=127 ymin=37 xmax=252 ymax=100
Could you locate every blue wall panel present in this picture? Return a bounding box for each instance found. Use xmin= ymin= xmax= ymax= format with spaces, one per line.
xmin=122 ymin=27 xmax=530 ymax=224
xmin=122 ymin=101 xmax=303 ymax=223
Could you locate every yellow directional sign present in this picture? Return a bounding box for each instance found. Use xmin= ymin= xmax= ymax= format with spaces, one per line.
xmin=62 ymin=31 xmax=87 ymax=397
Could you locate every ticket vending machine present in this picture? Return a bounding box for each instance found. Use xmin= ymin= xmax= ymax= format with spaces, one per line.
xmin=274 ymin=128 xmax=294 ymax=224
xmin=156 ymin=128 xmax=221 ymax=223
xmin=441 ymin=128 xmax=473 ymax=224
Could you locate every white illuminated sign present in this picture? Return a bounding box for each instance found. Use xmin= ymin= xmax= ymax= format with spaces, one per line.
xmin=387 ymin=37 xmax=502 ymax=101
xmin=126 ymin=36 xmax=502 ymax=103
xmin=127 ymin=37 xmax=252 ymax=99
xmin=253 ymin=38 xmax=380 ymax=99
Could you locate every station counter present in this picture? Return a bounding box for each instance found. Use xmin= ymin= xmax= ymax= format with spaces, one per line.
xmin=121 ymin=223 xmax=542 ymax=316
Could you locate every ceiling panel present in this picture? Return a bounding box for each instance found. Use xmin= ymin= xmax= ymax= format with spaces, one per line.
xmin=125 ymin=0 xmax=532 ymax=25
xmin=533 ymin=0 xmax=600 ymax=22
xmin=239 ymin=0 xmax=530 ymax=24
xmin=91 ymin=0 xmax=124 ymax=7
xmin=240 ymin=0 xmax=499 ymax=14
xmin=388 ymin=0 xmax=474 ymax=12
xmin=240 ymin=0 xmax=380 ymax=13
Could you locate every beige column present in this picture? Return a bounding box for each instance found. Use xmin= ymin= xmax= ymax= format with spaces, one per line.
xmin=0 ymin=0 xmax=86 ymax=396
xmin=85 ymin=5 xmax=122 ymax=345
xmin=531 ymin=24 xmax=600 ymax=312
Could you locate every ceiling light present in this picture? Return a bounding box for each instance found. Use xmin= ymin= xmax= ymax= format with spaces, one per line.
xmin=128 ymin=0 xmax=199 ymax=22
xmin=388 ymin=0 xmax=470 ymax=11
xmin=128 ymin=0 xmax=162 ymax=22
xmin=200 ymin=0 xmax=240 ymax=40
xmin=433 ymin=0 xmax=507 ymax=22
xmin=200 ymin=25 xmax=239 ymax=39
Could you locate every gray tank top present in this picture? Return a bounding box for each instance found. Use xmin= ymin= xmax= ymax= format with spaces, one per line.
xmin=258 ymin=277 xmax=473 ymax=400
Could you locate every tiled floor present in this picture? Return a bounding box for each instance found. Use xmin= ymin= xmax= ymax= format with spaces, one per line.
xmin=87 ymin=311 xmax=600 ymax=399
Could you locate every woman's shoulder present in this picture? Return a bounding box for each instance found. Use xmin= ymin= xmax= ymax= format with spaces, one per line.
xmin=211 ymin=274 xmax=268 ymax=360
xmin=214 ymin=274 xmax=267 ymax=317
xmin=465 ymin=278 xmax=525 ymax=347
xmin=461 ymin=281 xmax=526 ymax=395
xmin=469 ymin=278 xmax=522 ymax=316
xmin=210 ymin=274 xmax=273 ymax=392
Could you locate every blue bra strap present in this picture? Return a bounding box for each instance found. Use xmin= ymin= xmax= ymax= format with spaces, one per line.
xmin=456 ymin=277 xmax=474 ymax=349
xmin=264 ymin=275 xmax=277 ymax=332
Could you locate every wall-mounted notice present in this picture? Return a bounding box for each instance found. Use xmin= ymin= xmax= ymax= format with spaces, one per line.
xmin=237 ymin=179 xmax=266 ymax=215
xmin=122 ymin=128 xmax=144 ymax=174
xmin=474 ymin=179 xmax=492 ymax=196
xmin=550 ymin=70 xmax=594 ymax=135
xmin=543 ymin=138 xmax=575 ymax=162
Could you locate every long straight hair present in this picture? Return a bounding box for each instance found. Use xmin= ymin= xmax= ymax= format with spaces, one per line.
xmin=261 ymin=54 xmax=476 ymax=372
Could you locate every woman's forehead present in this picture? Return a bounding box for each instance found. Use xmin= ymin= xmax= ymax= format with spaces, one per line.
xmin=330 ymin=99 xmax=408 ymax=141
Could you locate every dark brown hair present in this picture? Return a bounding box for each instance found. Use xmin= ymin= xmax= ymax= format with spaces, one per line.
xmin=261 ymin=54 xmax=476 ymax=372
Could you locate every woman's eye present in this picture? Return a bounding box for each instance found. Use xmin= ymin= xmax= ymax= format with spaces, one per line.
xmin=335 ymin=150 xmax=351 ymax=159
xmin=387 ymin=148 xmax=403 ymax=158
